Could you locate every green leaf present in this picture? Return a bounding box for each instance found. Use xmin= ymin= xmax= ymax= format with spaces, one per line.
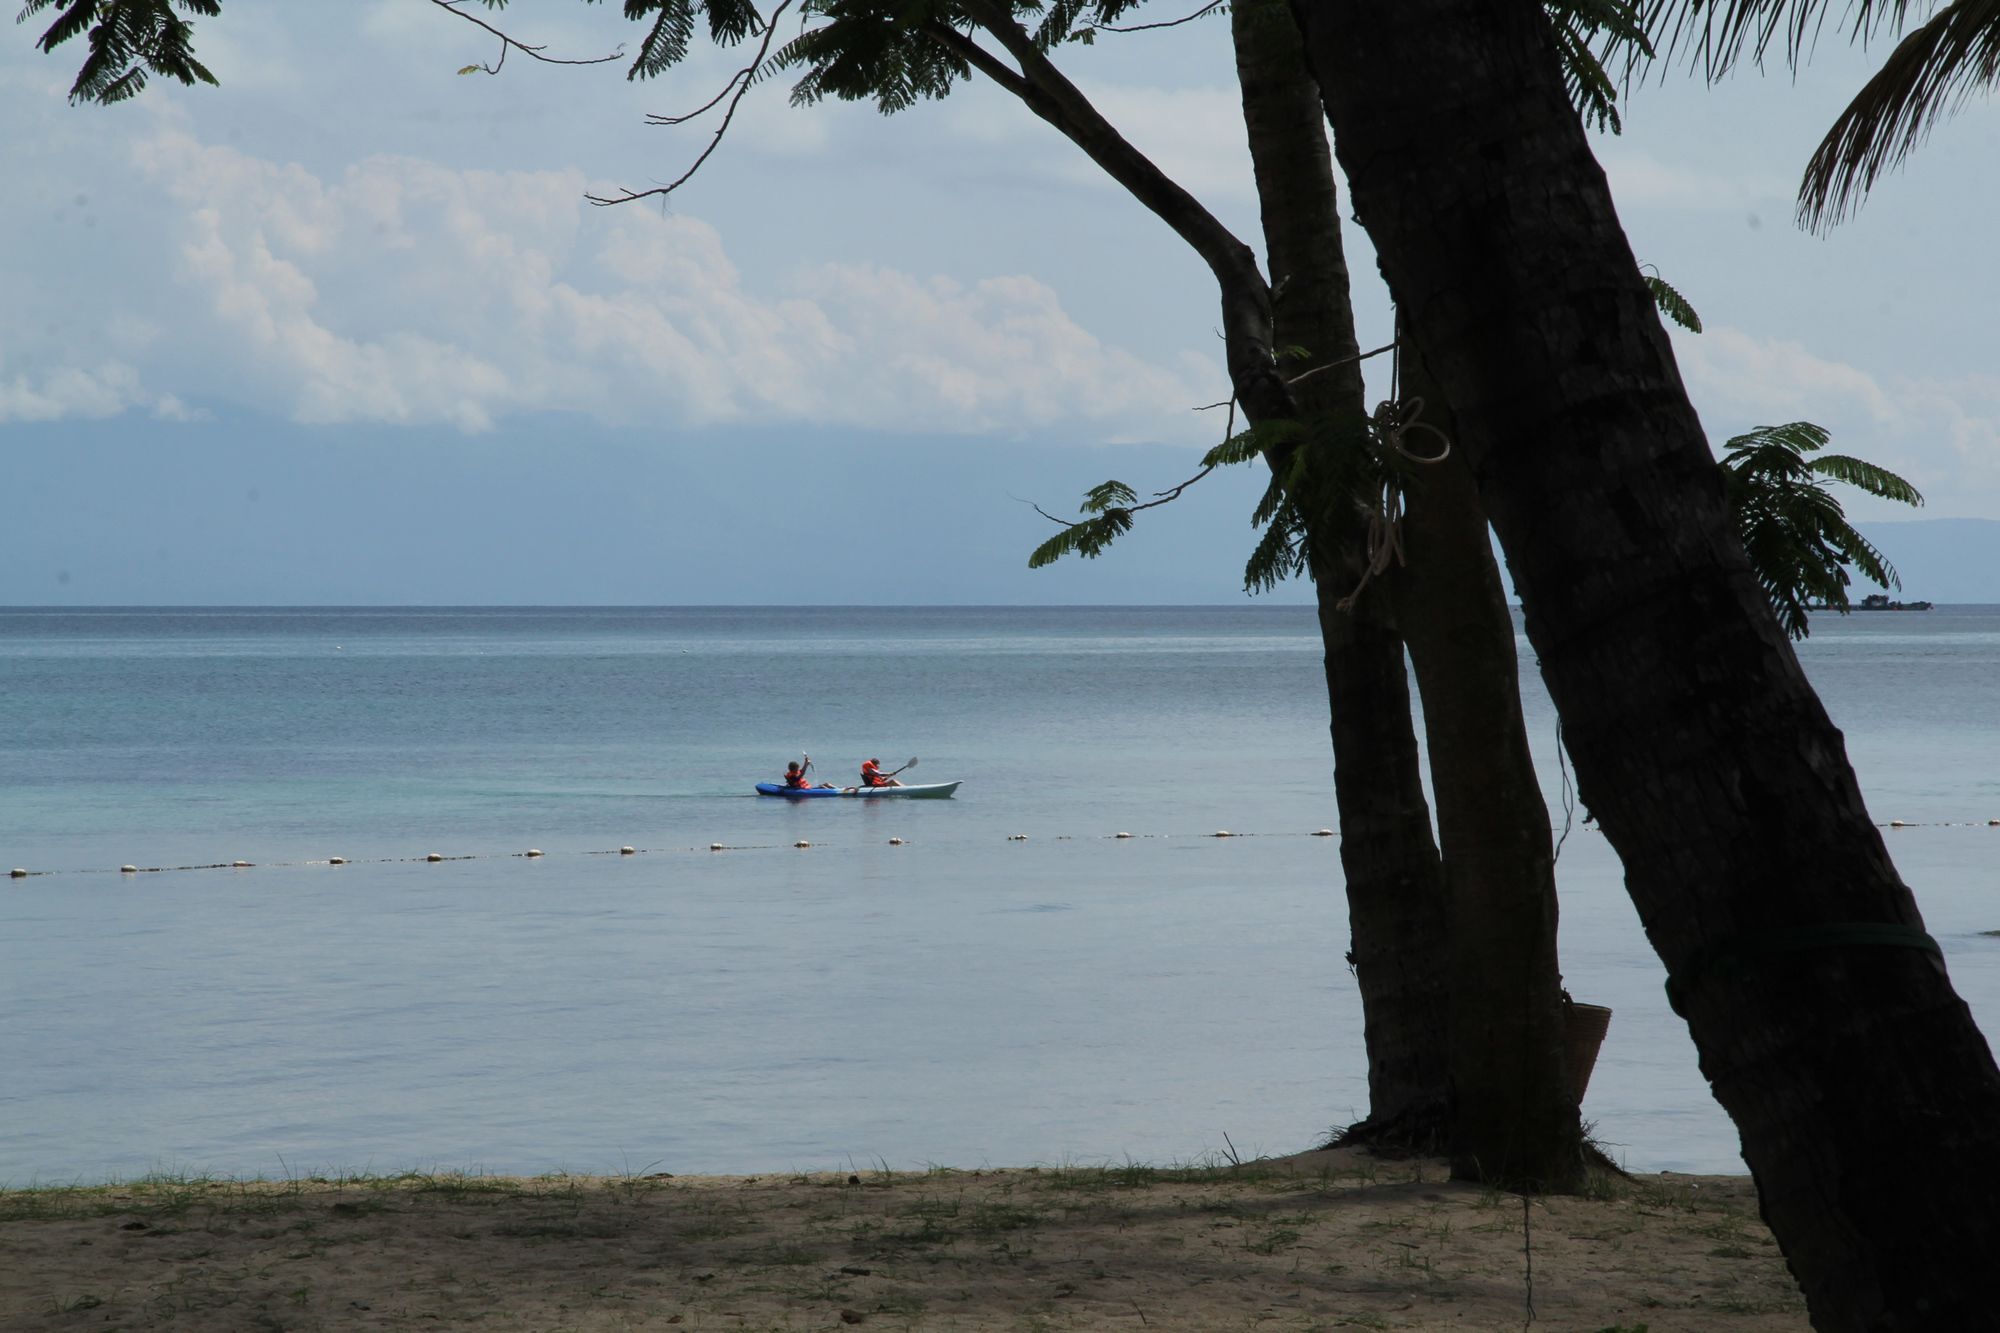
xmin=1719 ymin=419 xmax=1921 ymax=638
xmin=1026 ymin=509 xmax=1134 ymax=569
xmin=458 ymin=64 xmax=483 ymax=75
xmin=1079 ymin=480 xmax=1138 ymax=514
xmin=1200 ymin=419 xmax=1302 ymax=469
xmin=1644 ymin=273 xmax=1703 ymax=332
xmin=1807 ymin=453 xmax=1924 ymax=507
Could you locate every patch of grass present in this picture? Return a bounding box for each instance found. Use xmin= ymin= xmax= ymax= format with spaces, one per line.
xmin=751 ymin=1242 xmax=821 ymax=1266
xmin=1713 ymin=1295 xmax=1802 ymax=1315
xmin=490 ymin=1213 xmax=637 ymax=1242
xmin=881 ymin=1215 xmax=959 ymax=1248
xmin=965 ymin=1203 xmax=1045 ymax=1236
xmin=1245 ymin=1226 xmax=1303 ymax=1255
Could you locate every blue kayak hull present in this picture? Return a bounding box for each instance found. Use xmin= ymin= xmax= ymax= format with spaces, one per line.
xmin=755 ymin=781 xmax=960 ymax=799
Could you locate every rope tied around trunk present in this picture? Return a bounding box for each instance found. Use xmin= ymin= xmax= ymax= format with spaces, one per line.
xmin=1334 ymin=394 xmax=1453 ymax=613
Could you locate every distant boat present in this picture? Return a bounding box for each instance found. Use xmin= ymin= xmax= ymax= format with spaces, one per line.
xmin=1856 ymin=594 xmax=1934 ymax=612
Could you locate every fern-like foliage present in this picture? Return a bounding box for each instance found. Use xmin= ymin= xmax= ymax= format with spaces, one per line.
xmin=1027 ymin=503 xmax=1134 ymax=567
xmin=1550 ymin=0 xmax=1653 ymax=131
xmin=1644 ymin=272 xmax=1704 ymax=331
xmin=1548 ymin=0 xmax=1653 ymax=131
xmin=1201 ymin=419 xmax=1304 ymax=469
xmin=1719 ymin=420 xmax=1924 ymax=638
xmin=20 ymin=0 xmax=220 ymax=105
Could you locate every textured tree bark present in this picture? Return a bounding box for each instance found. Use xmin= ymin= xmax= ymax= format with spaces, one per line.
xmin=1234 ymin=0 xmax=1577 ymax=1181
xmin=1291 ymin=0 xmax=2000 ymax=1324
xmin=1231 ymin=0 xmax=1451 ymax=1142
xmin=1386 ymin=351 xmax=1582 ymax=1189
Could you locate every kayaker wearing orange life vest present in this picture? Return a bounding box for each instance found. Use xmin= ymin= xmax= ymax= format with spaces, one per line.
xmin=783 ymin=755 xmax=832 ymax=790
xmin=859 ymin=758 xmax=902 ymax=789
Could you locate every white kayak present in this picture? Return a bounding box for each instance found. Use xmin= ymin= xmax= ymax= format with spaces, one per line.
xmin=755 ymin=781 xmax=961 ymax=799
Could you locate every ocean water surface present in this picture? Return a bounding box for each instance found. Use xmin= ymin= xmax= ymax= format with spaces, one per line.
xmin=3 ymin=605 xmax=1996 ymax=1182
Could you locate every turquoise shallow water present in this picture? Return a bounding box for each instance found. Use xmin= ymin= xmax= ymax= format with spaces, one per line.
xmin=2 ymin=605 xmax=1996 ymax=1181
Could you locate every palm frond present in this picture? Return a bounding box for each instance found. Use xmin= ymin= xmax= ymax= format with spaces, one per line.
xmin=1637 ymin=0 xmax=1912 ymax=81
xmin=1796 ymin=0 xmax=2000 ymax=229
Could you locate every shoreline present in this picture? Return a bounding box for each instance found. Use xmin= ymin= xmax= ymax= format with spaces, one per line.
xmin=3 ymin=1147 xmax=1807 ymax=1330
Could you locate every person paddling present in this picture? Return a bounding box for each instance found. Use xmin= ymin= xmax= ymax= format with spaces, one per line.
xmin=859 ymin=757 xmax=903 ymax=789
xmin=782 ymin=755 xmax=832 ymax=790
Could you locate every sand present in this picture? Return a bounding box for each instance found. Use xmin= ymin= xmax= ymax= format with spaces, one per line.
xmin=0 ymin=1148 xmax=1807 ymax=1331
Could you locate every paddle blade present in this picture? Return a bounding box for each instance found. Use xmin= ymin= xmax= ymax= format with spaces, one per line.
xmin=904 ymin=756 xmax=919 ymax=770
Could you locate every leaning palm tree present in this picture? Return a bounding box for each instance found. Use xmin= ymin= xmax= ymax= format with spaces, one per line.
xmin=1636 ymin=0 xmax=2000 ymax=229
xmin=1721 ymin=421 xmax=1925 ymax=637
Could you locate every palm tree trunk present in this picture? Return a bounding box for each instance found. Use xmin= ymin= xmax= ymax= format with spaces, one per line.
xmin=1234 ymin=0 xmax=1578 ymax=1183
xmin=1233 ymin=0 xmax=1452 ymax=1142
xmin=1290 ymin=0 xmax=2000 ymax=1324
xmin=1384 ymin=354 xmax=1581 ymax=1189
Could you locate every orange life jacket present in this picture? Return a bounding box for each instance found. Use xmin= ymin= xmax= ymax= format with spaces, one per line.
xmin=784 ymin=768 xmax=809 ymax=789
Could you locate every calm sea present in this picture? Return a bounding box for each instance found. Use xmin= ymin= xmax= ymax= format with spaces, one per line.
xmin=3 ymin=605 xmax=1996 ymax=1183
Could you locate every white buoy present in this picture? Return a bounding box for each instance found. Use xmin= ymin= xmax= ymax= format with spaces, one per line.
xmin=1890 ymin=820 xmax=1909 ymax=828
xmin=1114 ymin=832 xmax=1132 ymax=839
xmin=232 ymin=860 xmax=254 ymax=867
xmin=794 ymin=840 xmax=811 ymax=849
xmin=525 ymin=849 xmax=543 ymax=858
xmin=620 ymin=846 xmax=636 ymax=855
xmin=1213 ymin=830 xmax=1233 ymax=838
xmin=120 ymin=864 xmax=138 ymax=874
xmin=426 ymin=853 xmax=444 ymax=862
xmin=329 ymin=857 xmax=348 ymax=865
xmin=888 ymin=837 xmax=905 ymax=846
xmin=1313 ymin=828 xmax=1335 ymax=837
xmin=8 ymin=869 xmax=25 ymax=878
xmin=709 ymin=843 xmax=724 ymax=852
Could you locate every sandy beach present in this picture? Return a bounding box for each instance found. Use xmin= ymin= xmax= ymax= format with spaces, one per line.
xmin=2 ymin=1147 xmax=1807 ymax=1331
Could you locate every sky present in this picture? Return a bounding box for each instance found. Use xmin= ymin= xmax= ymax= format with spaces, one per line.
xmin=3 ymin=3 xmax=1996 ymax=604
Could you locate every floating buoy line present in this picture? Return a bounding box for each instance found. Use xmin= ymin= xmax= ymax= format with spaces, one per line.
xmin=6 ymin=818 xmax=1990 ymax=882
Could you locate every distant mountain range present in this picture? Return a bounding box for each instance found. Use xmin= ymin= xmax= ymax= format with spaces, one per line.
xmin=1855 ymin=519 xmax=2000 ymax=604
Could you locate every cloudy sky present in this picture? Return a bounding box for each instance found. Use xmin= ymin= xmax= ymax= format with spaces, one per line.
xmin=3 ymin=3 xmax=1995 ymax=603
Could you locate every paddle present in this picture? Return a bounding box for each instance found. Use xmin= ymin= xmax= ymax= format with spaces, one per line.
xmin=885 ymin=756 xmax=919 ymax=778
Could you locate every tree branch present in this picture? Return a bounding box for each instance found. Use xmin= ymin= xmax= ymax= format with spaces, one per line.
xmin=586 ymin=0 xmax=796 ymax=207
xmin=1088 ymin=0 xmax=1228 ymax=35
xmin=429 ymin=0 xmax=625 ymax=74
xmin=922 ymin=21 xmax=1035 ymax=103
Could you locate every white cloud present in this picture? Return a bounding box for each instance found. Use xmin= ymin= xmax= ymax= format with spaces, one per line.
xmin=1676 ymin=326 xmax=2000 ymax=517
xmin=939 ymin=78 xmax=1256 ymax=205
xmin=1676 ymin=326 xmax=1898 ymax=427
xmin=86 ymin=122 xmax=1213 ymax=440
xmin=0 ymin=363 xmax=150 ymax=423
xmin=1598 ymin=148 xmax=1792 ymax=214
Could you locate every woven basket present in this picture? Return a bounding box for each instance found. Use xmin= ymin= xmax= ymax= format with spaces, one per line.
xmin=1564 ymin=1003 xmax=1613 ymax=1105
